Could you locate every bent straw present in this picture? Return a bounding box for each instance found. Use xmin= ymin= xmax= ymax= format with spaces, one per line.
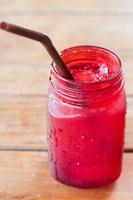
xmin=0 ymin=21 xmax=74 ymax=80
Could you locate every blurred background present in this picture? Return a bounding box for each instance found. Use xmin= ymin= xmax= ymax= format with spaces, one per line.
xmin=0 ymin=0 xmax=132 ymax=150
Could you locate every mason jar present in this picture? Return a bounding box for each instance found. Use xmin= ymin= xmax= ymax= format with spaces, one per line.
xmin=47 ymin=46 xmax=126 ymax=188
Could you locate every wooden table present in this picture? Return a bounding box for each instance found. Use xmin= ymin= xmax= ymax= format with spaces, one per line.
xmin=0 ymin=0 xmax=133 ymax=199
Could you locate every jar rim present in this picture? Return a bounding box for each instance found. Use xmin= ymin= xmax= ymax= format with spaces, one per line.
xmin=51 ymin=45 xmax=122 ymax=88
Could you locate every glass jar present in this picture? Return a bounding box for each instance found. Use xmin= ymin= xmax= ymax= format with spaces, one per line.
xmin=47 ymin=46 xmax=126 ymax=188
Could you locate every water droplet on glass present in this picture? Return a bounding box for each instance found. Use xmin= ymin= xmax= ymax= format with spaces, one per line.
xmin=58 ymin=128 xmax=63 ymax=132
xmin=62 ymin=150 xmax=67 ymax=154
xmin=49 ymin=152 xmax=53 ymax=161
xmin=76 ymin=162 xmax=80 ymax=166
xmin=53 ymin=129 xmax=58 ymax=147
xmin=83 ymin=65 xmax=89 ymax=70
xmin=99 ymin=107 xmax=106 ymax=112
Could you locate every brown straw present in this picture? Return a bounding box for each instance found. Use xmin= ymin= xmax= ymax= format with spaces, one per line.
xmin=0 ymin=21 xmax=74 ymax=80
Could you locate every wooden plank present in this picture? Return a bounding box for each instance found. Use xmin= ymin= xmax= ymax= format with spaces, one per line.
xmin=0 ymin=152 xmax=132 ymax=200
xmin=0 ymin=63 xmax=131 ymax=95
xmin=0 ymin=65 xmax=49 ymax=95
xmin=0 ymin=14 xmax=133 ymax=94
xmin=125 ymin=98 xmax=133 ymax=149
xmin=0 ymin=96 xmax=132 ymax=149
xmin=0 ymin=14 xmax=133 ymax=52
xmin=0 ymin=96 xmax=47 ymax=149
xmin=0 ymin=0 xmax=133 ymax=13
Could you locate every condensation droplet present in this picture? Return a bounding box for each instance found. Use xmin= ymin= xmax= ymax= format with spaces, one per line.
xmin=76 ymin=162 xmax=80 ymax=166
xmin=99 ymin=107 xmax=106 ymax=112
xmin=58 ymin=128 xmax=63 ymax=132
xmin=62 ymin=150 xmax=67 ymax=154
xmin=81 ymin=135 xmax=85 ymax=139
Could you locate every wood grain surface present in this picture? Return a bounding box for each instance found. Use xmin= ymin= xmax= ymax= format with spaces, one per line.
xmin=0 ymin=0 xmax=133 ymax=13
xmin=0 ymin=96 xmax=132 ymax=150
xmin=0 ymin=0 xmax=133 ymax=199
xmin=0 ymin=152 xmax=132 ymax=200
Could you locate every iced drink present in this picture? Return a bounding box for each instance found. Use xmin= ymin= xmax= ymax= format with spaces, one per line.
xmin=48 ymin=46 xmax=126 ymax=188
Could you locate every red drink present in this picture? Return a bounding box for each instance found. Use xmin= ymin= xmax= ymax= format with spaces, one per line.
xmin=48 ymin=46 xmax=126 ymax=188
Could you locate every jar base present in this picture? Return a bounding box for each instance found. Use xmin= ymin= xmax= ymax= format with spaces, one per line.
xmin=51 ymin=173 xmax=121 ymax=189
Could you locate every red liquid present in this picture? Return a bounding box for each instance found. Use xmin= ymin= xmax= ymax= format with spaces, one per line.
xmin=70 ymin=63 xmax=115 ymax=83
xmin=48 ymin=46 xmax=126 ymax=188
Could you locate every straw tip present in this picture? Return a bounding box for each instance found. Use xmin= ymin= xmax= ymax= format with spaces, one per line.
xmin=0 ymin=21 xmax=9 ymax=30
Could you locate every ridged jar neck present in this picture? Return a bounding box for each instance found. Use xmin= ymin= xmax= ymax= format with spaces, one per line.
xmin=50 ymin=46 xmax=123 ymax=106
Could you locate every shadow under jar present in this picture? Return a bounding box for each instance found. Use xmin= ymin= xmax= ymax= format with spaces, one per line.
xmin=47 ymin=46 xmax=127 ymax=188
